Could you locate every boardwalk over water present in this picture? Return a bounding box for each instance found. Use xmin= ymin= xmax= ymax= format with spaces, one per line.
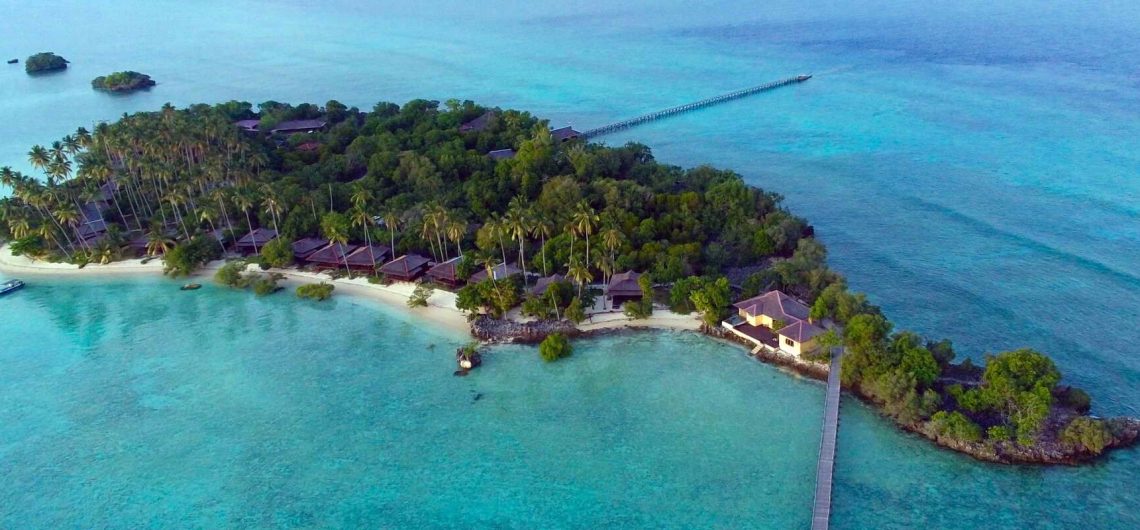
xmin=811 ymin=348 xmax=843 ymax=530
xmin=580 ymin=74 xmax=812 ymax=139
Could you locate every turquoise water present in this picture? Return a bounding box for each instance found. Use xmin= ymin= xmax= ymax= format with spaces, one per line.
xmin=2 ymin=0 xmax=1139 ymax=527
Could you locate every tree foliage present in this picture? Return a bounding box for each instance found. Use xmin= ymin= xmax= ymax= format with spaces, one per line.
xmin=539 ymin=333 xmax=572 ymax=362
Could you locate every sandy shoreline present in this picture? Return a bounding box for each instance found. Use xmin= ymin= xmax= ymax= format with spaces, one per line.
xmin=0 ymin=244 xmax=700 ymax=340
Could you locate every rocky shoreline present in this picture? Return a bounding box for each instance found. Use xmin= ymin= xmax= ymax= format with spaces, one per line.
xmin=469 ymin=315 xmax=1139 ymax=465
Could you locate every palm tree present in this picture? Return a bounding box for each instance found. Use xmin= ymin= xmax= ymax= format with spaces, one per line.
xmin=351 ymin=206 xmax=377 ymax=271
xmin=567 ymin=258 xmax=593 ymax=300
xmin=572 ymin=200 xmax=598 ymax=265
xmin=532 ymin=211 xmax=553 ymax=276
xmin=594 ymin=253 xmax=614 ymax=310
xmin=199 ymin=205 xmax=226 ymax=252
xmin=447 ymin=218 xmax=466 ymax=258
xmin=146 ymin=229 xmax=174 ymax=256
xmin=382 ymin=208 xmax=401 ymax=257
xmin=486 ymin=213 xmax=508 ymax=265
xmin=321 ymin=212 xmax=352 ymax=276
xmin=27 ymin=145 xmax=50 ymax=174
xmin=504 ymin=203 xmax=531 ymax=281
xmin=261 ymin=185 xmax=283 ymax=234
xmin=602 ymin=227 xmax=623 ymax=272
xmin=234 ymin=189 xmax=260 ymax=253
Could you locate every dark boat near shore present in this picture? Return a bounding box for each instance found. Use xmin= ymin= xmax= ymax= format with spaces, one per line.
xmin=180 ymin=283 xmax=201 ymax=291
xmin=0 ymin=279 xmax=25 ymax=295
xmin=6 ymin=59 xmax=17 ymax=64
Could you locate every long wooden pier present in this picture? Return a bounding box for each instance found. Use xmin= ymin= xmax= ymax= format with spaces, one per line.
xmin=810 ymin=348 xmax=843 ymax=530
xmin=580 ymin=74 xmax=812 ymax=139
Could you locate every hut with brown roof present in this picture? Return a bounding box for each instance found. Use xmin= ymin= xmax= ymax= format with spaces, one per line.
xmin=606 ymin=271 xmax=643 ymax=308
xmin=292 ymin=237 xmax=329 ymax=260
xmin=344 ymin=244 xmax=392 ymax=272
xmin=426 ymin=256 xmax=464 ymax=287
xmin=459 ymin=110 xmax=496 ymax=133
xmin=470 ymin=262 xmax=522 ymax=283
xmin=305 ymin=243 xmax=358 ymax=270
xmin=532 ymin=273 xmax=565 ymax=296
xmin=235 ymin=228 xmax=278 ymax=255
xmin=551 ymin=126 xmax=581 ymax=143
xmin=380 ymin=254 xmax=431 ymax=282
xmin=270 ymin=119 xmax=327 ymax=135
xmin=234 ymin=119 xmax=260 ymax=132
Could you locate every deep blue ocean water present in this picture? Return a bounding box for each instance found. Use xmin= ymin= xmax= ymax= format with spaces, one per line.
xmin=1 ymin=0 xmax=1138 ymax=527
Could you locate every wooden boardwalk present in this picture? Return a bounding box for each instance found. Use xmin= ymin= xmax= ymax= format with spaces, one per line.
xmin=580 ymin=74 xmax=812 ymax=139
xmin=811 ymin=348 xmax=844 ymax=530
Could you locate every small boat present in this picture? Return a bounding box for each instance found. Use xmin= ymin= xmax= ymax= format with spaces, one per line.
xmin=180 ymin=283 xmax=201 ymax=291
xmin=0 ymin=279 xmax=25 ymax=295
xmin=6 ymin=59 xmax=17 ymax=65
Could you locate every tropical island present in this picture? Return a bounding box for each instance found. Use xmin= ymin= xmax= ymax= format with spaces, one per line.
xmin=0 ymin=98 xmax=1135 ymax=465
xmin=24 ymin=52 xmax=68 ymax=74
xmin=91 ymin=71 xmax=156 ymax=93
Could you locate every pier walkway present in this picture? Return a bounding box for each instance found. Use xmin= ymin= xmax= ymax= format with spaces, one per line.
xmin=580 ymin=74 xmax=811 ymax=139
xmin=811 ymin=348 xmax=843 ymax=530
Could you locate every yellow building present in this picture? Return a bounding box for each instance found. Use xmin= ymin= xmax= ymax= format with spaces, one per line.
xmin=730 ymin=290 xmax=825 ymax=357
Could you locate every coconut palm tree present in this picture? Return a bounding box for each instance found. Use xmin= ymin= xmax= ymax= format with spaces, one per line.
xmin=382 ymin=208 xmax=401 ymax=257
xmin=531 ymin=211 xmax=553 ymax=276
xmin=447 ymin=218 xmax=466 ymax=258
xmin=261 ymin=185 xmax=283 ymax=234
xmin=234 ymin=189 xmax=260 ymax=253
xmin=602 ymin=227 xmax=623 ymax=271
xmin=27 ymin=145 xmax=50 ymax=174
xmin=504 ymin=202 xmax=532 ymax=286
xmin=486 ymin=213 xmax=508 ymax=265
xmin=321 ymin=212 xmax=352 ymax=276
xmin=351 ymin=206 xmax=377 ymax=271
xmin=571 ymin=200 xmax=598 ymax=265
xmin=146 ymin=229 xmax=174 ymax=257
xmin=567 ymin=258 xmax=593 ymax=300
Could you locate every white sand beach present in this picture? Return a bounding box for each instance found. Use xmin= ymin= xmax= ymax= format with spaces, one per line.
xmin=0 ymin=244 xmax=700 ymax=338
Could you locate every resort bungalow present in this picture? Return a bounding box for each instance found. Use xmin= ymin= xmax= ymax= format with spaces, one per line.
xmin=426 ymin=256 xmax=464 ymax=287
xmin=305 ymin=243 xmax=358 ymax=270
xmin=380 ymin=254 xmax=431 ymax=282
xmin=606 ymin=271 xmax=642 ymax=308
xmin=459 ymin=110 xmax=496 ymax=133
xmin=488 ymin=148 xmax=516 ymax=161
xmin=532 ymin=273 xmax=565 ymax=296
xmin=344 ymin=244 xmax=392 ymax=272
xmin=470 ymin=262 xmax=522 ymax=283
xmin=291 ymin=237 xmax=330 ymax=260
xmin=234 ymin=119 xmax=260 ymax=133
xmin=269 ymin=119 xmax=327 ymax=135
xmin=551 ymin=126 xmax=581 ymax=143
xmin=235 ymin=228 xmax=278 ymax=255
xmin=725 ymin=290 xmax=825 ymax=357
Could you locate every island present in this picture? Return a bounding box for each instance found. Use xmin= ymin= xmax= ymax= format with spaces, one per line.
xmin=91 ymin=71 xmax=156 ymax=93
xmin=24 ymin=52 xmax=68 ymax=74
xmin=0 ymin=98 xmax=1135 ymax=465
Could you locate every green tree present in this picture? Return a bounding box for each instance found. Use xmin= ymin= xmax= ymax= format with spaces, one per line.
xmin=297 ymin=282 xmax=335 ymax=301
xmin=1060 ymin=417 xmax=1112 ymax=455
xmin=539 ymin=333 xmax=573 ymax=362
xmin=260 ymin=237 xmax=293 ymax=268
xmin=690 ymin=276 xmax=731 ymax=327
xmin=565 ymin=297 xmax=586 ymax=324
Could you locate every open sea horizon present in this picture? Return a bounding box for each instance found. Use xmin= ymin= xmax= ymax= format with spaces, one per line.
xmin=1 ymin=0 xmax=1137 ymax=527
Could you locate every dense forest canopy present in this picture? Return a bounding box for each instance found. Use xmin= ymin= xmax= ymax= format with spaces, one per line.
xmin=0 ymin=98 xmax=1124 ymax=458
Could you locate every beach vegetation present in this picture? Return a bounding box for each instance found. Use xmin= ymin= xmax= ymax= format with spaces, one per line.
xmin=539 ymin=333 xmax=572 ymax=362
xmin=565 ymin=297 xmax=586 ymax=324
xmin=1060 ymin=417 xmax=1112 ymax=455
xmin=407 ymin=283 xmax=433 ymax=307
xmin=296 ymin=282 xmax=334 ymax=301
xmin=252 ymin=273 xmax=283 ymax=296
xmin=215 ymin=261 xmax=245 ymax=287
xmin=25 ymin=52 xmax=68 ymax=74
xmin=260 ymin=237 xmax=294 ymax=268
xmin=163 ymin=236 xmax=222 ymax=277
xmin=930 ymin=411 xmax=982 ymax=443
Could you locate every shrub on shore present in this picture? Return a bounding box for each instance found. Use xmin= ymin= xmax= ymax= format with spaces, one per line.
xmin=407 ymin=283 xmax=433 ymax=307
xmin=539 ymin=333 xmax=572 ymax=362
xmin=297 ymin=282 xmax=334 ymax=301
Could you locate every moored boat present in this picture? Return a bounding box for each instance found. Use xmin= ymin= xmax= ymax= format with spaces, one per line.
xmin=0 ymin=279 xmax=25 ymax=295
xmin=180 ymin=283 xmax=201 ymax=291
xmin=6 ymin=59 xmax=17 ymax=64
